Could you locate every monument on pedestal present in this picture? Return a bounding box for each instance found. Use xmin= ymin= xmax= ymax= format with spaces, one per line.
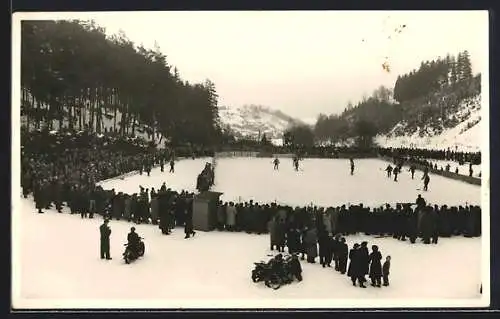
xmin=192 ymin=191 xmax=223 ymax=231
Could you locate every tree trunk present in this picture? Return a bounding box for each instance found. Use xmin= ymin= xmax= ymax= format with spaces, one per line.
xmin=131 ymin=112 xmax=136 ymax=136
xmin=58 ymin=100 xmax=64 ymax=130
xmin=78 ymin=95 xmax=82 ymax=131
xmin=113 ymin=90 xmax=117 ymax=133
xmin=89 ymin=87 xmax=95 ymax=132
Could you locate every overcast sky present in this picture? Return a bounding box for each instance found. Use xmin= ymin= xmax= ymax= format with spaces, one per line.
xmin=18 ymin=11 xmax=488 ymax=121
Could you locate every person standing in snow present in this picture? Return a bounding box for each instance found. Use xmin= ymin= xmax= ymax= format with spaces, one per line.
xmin=184 ymin=198 xmax=196 ymax=239
xmin=338 ymin=237 xmax=349 ymax=274
xmin=99 ymin=218 xmax=112 ymax=260
xmin=382 ymin=255 xmax=391 ymax=286
xmin=303 ymin=226 xmax=318 ymax=263
xmin=348 ymin=243 xmax=366 ymax=288
xmin=349 ymin=158 xmax=355 ymax=175
xmin=318 ymin=226 xmax=331 ymax=267
xmin=358 ymin=241 xmax=370 ymax=283
xmin=369 ymin=245 xmax=383 ymax=287
xmin=226 ymin=202 xmax=237 ymax=232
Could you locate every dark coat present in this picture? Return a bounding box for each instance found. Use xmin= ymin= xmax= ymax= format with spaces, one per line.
xmin=304 ymin=228 xmax=318 ymax=258
xmin=289 ymin=258 xmax=302 ymax=275
xmin=274 ymin=221 xmax=286 ymax=246
xmin=184 ymin=203 xmax=194 ymax=234
xmin=369 ymin=251 xmax=383 ymax=278
xmin=318 ymin=231 xmax=331 ymax=256
xmin=347 ymin=248 xmax=359 ymax=277
xmin=382 ymin=260 xmax=391 ymax=276
xmin=100 ymin=223 xmax=111 ymax=241
xmin=358 ymin=246 xmax=370 ymax=275
xmin=286 ymin=229 xmax=301 ymax=253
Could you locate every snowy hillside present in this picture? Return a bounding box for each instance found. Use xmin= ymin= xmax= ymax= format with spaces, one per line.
xmin=376 ymin=95 xmax=482 ymax=152
xmin=219 ymin=105 xmax=306 ymax=140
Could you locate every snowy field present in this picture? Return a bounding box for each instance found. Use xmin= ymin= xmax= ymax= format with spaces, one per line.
xmin=98 ymin=158 xmax=481 ymax=207
xmin=14 ymin=196 xmax=484 ymax=309
xmin=13 ymin=157 xmax=488 ymax=309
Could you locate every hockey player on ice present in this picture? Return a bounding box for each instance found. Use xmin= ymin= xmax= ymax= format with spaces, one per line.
xmin=408 ymin=164 xmax=416 ymax=179
xmin=169 ymin=158 xmax=175 ymax=173
xmin=293 ymin=156 xmax=299 ymax=171
xmin=349 ymin=158 xmax=355 ymax=175
xmin=273 ymin=158 xmax=280 ymax=170
xmin=385 ymin=164 xmax=393 ymax=178
xmin=422 ymin=172 xmax=430 ymax=191
xmin=393 ymin=166 xmax=399 ymax=182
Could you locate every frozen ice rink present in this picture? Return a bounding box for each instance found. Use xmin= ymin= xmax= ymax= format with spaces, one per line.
xmin=98 ymin=157 xmax=481 ymax=207
xmin=13 ymin=157 xmax=486 ymax=309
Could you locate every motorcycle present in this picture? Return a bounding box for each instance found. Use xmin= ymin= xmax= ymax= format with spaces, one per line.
xmin=251 ymin=261 xmax=271 ymax=283
xmin=123 ymin=238 xmax=145 ymax=264
xmin=251 ymin=254 xmax=297 ymax=290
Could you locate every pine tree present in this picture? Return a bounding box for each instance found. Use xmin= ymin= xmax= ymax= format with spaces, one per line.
xmin=450 ymin=54 xmax=458 ymax=85
xmin=460 ymin=50 xmax=473 ymax=81
xmin=444 ymin=54 xmax=452 ymax=85
xmin=456 ymin=51 xmax=468 ymax=82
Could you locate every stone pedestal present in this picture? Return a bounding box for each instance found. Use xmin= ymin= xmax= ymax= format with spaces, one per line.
xmin=192 ymin=191 xmax=223 ymax=231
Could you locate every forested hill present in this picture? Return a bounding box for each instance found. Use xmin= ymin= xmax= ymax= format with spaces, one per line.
xmin=313 ymin=51 xmax=481 ymax=150
xmin=20 ymin=20 xmax=225 ymax=147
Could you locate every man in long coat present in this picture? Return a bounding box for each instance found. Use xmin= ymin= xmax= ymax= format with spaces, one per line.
xmin=369 ymin=245 xmax=383 ymax=287
xmin=99 ymin=219 xmax=112 ymax=260
xmin=304 ymin=227 xmax=318 ymax=263
xmin=226 ymin=202 xmax=237 ymax=231
xmin=348 ymin=243 xmax=366 ymax=288
xmin=358 ymin=241 xmax=370 ymax=280
xmin=150 ymin=195 xmax=159 ymax=225
xmin=184 ymin=199 xmax=196 ymax=239
xmin=338 ymin=237 xmax=349 ymax=274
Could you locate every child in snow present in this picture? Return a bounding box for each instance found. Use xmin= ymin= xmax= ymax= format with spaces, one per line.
xmin=383 ymin=255 xmax=391 ymax=286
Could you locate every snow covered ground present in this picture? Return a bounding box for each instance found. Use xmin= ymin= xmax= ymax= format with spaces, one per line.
xmin=13 ymin=157 xmax=488 ymax=309
xmin=14 ymin=196 xmax=484 ymax=309
xmin=99 ymin=158 xmax=481 ymax=207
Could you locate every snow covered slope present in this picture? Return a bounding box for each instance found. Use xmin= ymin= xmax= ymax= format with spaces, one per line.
xmin=376 ymin=95 xmax=482 ymax=152
xmin=219 ymin=104 xmax=306 ymax=140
